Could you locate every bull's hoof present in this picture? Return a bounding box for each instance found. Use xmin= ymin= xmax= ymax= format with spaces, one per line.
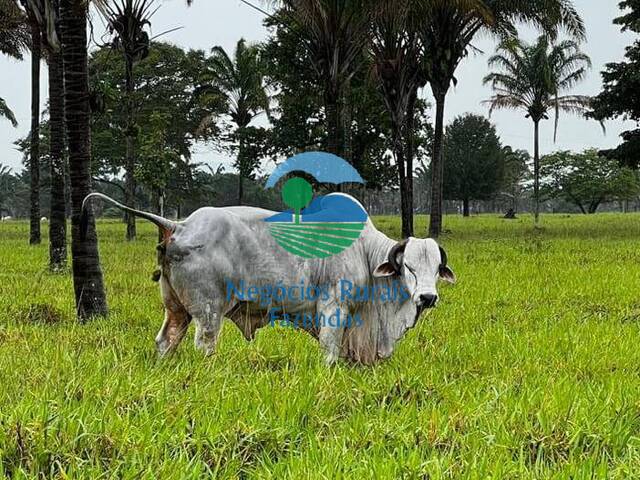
xmin=156 ymin=340 xmax=175 ymax=358
xmin=194 ymin=338 xmax=217 ymax=357
xmin=323 ymin=353 xmax=339 ymax=366
xmin=200 ymin=346 xmax=216 ymax=357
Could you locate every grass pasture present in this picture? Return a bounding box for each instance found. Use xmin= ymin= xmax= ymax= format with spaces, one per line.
xmin=1 ymin=214 xmax=640 ymax=478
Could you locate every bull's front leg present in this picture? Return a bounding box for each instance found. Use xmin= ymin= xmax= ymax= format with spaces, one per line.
xmin=317 ymin=300 xmax=347 ymax=365
xmin=156 ymin=302 xmax=191 ymax=357
xmin=190 ymin=300 xmax=224 ymax=356
xmin=156 ymin=277 xmax=192 ymax=356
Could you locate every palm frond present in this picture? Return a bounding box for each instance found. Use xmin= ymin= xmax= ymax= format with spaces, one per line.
xmin=0 ymin=96 xmax=18 ymax=127
xmin=484 ymin=34 xmax=594 ymax=139
xmin=97 ymin=0 xmax=156 ymax=63
xmin=205 ymin=38 xmax=270 ymax=129
xmin=0 ymin=0 xmax=29 ymax=59
xmin=14 ymin=0 xmax=62 ymax=52
xmin=483 ymin=93 xmax=528 ymax=117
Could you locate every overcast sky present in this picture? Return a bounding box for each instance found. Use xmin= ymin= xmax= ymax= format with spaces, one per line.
xmin=0 ymin=0 xmax=636 ymax=174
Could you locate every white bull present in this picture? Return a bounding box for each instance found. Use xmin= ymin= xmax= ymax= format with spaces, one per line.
xmin=82 ymin=193 xmax=456 ymax=365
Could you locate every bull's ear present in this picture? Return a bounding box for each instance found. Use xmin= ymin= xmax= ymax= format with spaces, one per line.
xmin=373 ymin=262 xmax=397 ymax=278
xmin=439 ymin=266 xmax=456 ymax=284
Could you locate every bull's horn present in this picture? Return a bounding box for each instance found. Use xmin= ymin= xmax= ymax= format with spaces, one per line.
xmin=439 ymin=245 xmax=448 ymax=267
xmin=81 ymin=192 xmax=177 ymax=240
xmin=388 ymin=239 xmax=408 ymax=273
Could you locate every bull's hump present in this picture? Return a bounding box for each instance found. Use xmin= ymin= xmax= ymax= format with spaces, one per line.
xmin=182 ymin=206 xmax=275 ymax=226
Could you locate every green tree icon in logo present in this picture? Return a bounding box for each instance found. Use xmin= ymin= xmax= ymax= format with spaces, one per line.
xmin=282 ymin=177 xmax=313 ymax=224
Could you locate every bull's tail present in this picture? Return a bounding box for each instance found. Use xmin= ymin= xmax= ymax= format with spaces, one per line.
xmin=80 ymin=192 xmax=177 ymax=240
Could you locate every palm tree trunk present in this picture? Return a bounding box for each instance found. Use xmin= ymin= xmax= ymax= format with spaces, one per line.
xmin=394 ymin=125 xmax=409 ymax=239
xmin=428 ymin=89 xmax=446 ymax=238
xmin=324 ymin=86 xmax=341 ymax=158
xmin=342 ymin=80 xmax=352 ymax=165
xmin=48 ymin=47 xmax=67 ymax=270
xmin=60 ymin=0 xmax=107 ymax=319
xmin=124 ymin=58 xmax=136 ymax=240
xmin=533 ymin=119 xmax=541 ymax=227
xmin=156 ymin=189 xmax=165 ymax=243
xmin=237 ymin=133 xmax=245 ymax=205
xmin=402 ymin=90 xmax=417 ymax=237
xmin=29 ymin=19 xmax=41 ymax=245
xmin=463 ymin=198 xmax=470 ymax=217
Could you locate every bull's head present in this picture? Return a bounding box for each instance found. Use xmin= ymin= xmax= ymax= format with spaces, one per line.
xmin=373 ymin=238 xmax=456 ymax=307
xmin=366 ymin=238 xmax=455 ymax=360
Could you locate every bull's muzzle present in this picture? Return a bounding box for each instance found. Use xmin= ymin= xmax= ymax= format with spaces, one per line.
xmin=418 ymin=293 xmax=438 ymax=309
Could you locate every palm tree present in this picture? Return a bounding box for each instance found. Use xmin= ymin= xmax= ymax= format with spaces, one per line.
xmin=96 ymin=0 xmax=155 ymax=240
xmin=44 ymin=0 xmax=66 ymax=270
xmin=415 ymin=0 xmax=585 ymax=237
xmin=274 ymin=0 xmax=373 ymax=159
xmin=19 ymin=1 xmax=43 ymax=244
xmin=25 ymin=0 xmax=67 ymax=269
xmin=60 ymin=0 xmax=108 ymax=318
xmin=370 ymin=0 xmax=425 ymax=237
xmin=48 ymin=38 xmax=67 ymax=269
xmin=202 ymin=39 xmax=269 ymax=205
xmin=484 ymin=36 xmax=594 ymax=226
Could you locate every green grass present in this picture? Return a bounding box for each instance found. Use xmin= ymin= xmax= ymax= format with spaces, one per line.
xmin=2 ymin=214 xmax=640 ymax=478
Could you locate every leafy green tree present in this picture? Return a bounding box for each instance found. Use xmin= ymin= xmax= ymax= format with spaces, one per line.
xmin=591 ymin=1 xmax=640 ymax=168
xmin=415 ymin=0 xmax=585 ymax=237
xmin=542 ymin=149 xmax=640 ymax=214
xmin=442 ymin=114 xmax=505 ymax=216
xmin=137 ymin=111 xmax=190 ymax=217
xmin=484 ymin=35 xmax=595 ymax=226
xmin=199 ymin=39 xmax=269 ymax=205
xmin=89 ymin=42 xmax=207 ymax=215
